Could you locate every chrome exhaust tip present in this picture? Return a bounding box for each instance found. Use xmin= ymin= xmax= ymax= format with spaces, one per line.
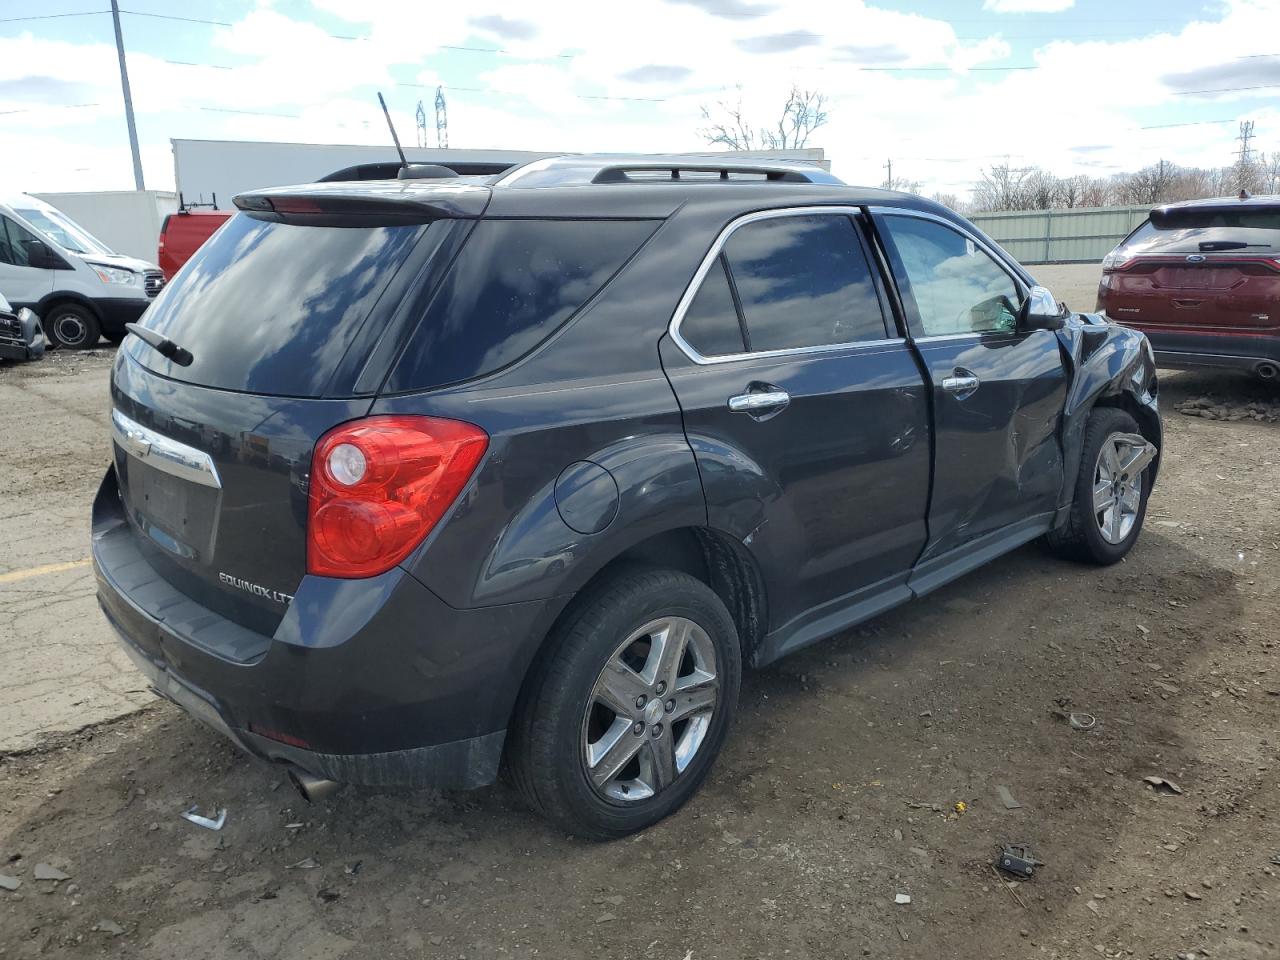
xmin=287 ymin=767 xmax=341 ymax=803
xmin=1255 ymin=361 xmax=1278 ymax=381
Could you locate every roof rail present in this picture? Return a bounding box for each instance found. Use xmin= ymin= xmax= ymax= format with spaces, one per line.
xmin=591 ymin=162 xmax=816 ymax=184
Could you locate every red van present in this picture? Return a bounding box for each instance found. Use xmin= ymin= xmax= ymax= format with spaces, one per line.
xmin=1097 ymin=195 xmax=1280 ymax=382
xmin=158 ymin=209 xmax=231 ymax=281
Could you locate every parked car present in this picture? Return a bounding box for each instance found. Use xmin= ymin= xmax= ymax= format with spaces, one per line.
xmin=158 ymin=209 xmax=231 ymax=281
xmin=1097 ymin=193 xmax=1280 ymax=381
xmin=0 ymin=291 xmax=43 ymax=362
xmin=0 ymin=193 xmax=165 ymax=349
xmin=94 ymin=155 xmax=1162 ymax=839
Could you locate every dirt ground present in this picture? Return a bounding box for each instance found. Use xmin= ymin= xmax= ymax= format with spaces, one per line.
xmin=1 ymin=339 xmax=1278 ymax=959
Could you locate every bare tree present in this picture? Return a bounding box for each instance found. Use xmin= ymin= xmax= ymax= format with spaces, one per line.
xmin=929 ymin=191 xmax=961 ymax=210
xmin=1117 ymin=159 xmax=1177 ymax=205
xmin=1261 ymin=153 xmax=1280 ymax=194
xmin=883 ymin=174 xmax=922 ymax=193
xmin=972 ymin=162 xmax=1033 ymax=212
xmin=699 ymin=84 xmax=829 ymax=151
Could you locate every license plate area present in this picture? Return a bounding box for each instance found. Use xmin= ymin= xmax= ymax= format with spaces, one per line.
xmin=115 ymin=447 xmax=221 ymax=563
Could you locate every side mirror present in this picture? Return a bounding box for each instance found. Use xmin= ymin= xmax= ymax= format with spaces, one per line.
xmin=1018 ymin=285 xmax=1066 ymax=332
xmin=25 ymin=239 xmax=65 ymax=270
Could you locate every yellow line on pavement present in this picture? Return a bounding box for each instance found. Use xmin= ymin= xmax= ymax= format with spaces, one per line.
xmin=0 ymin=558 xmax=92 ymax=584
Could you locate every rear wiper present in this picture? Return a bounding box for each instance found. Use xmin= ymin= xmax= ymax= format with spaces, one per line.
xmin=126 ymin=322 xmax=193 ymax=366
xmin=1197 ymin=240 xmax=1266 ymax=251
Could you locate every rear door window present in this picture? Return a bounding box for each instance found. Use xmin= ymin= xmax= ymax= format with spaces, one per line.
xmin=128 ymin=214 xmax=428 ymax=396
xmin=722 ymin=214 xmax=889 ymax=351
xmin=385 ymin=219 xmax=656 ymax=392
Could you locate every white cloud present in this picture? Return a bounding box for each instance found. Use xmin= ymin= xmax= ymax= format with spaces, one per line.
xmin=982 ymin=0 xmax=1076 ymax=12
xmin=0 ymin=0 xmax=1276 ymax=199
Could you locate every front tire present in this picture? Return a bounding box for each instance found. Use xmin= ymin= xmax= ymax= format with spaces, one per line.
xmin=1046 ymin=408 xmax=1156 ymax=564
xmin=507 ymin=567 xmax=741 ymax=840
xmin=43 ymin=303 xmax=100 ymax=350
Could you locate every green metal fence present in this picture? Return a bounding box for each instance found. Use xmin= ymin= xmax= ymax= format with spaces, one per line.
xmin=968 ymin=205 xmax=1151 ymax=265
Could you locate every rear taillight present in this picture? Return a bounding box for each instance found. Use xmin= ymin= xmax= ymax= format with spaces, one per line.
xmin=307 ymin=416 xmax=488 ymax=579
xmin=1101 ymin=249 xmax=1133 ymax=273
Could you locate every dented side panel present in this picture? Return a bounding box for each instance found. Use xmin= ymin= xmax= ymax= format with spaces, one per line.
xmin=1054 ymin=313 xmax=1163 ymax=514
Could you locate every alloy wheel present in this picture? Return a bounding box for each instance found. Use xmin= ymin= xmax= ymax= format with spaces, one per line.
xmin=1092 ymin=433 xmax=1152 ymax=544
xmin=581 ymin=616 xmax=719 ymax=803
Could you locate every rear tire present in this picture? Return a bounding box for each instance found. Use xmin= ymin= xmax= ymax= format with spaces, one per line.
xmin=1045 ymin=407 xmax=1154 ymax=565
xmin=507 ymin=566 xmax=741 ymax=840
xmin=43 ymin=303 xmax=100 ymax=350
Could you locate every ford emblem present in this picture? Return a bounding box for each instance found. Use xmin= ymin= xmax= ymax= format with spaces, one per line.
xmin=1186 ymin=254 xmax=1206 ymax=263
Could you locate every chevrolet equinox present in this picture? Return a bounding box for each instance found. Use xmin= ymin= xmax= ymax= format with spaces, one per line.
xmin=94 ymin=155 xmax=1162 ymax=838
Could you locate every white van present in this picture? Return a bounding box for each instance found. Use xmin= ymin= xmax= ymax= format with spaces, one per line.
xmin=0 ymin=193 xmax=163 ymax=349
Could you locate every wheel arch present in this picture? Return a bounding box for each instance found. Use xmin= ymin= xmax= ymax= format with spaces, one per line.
xmin=503 ymin=524 xmax=769 ymax=735
xmin=36 ymin=291 xmax=104 ymax=326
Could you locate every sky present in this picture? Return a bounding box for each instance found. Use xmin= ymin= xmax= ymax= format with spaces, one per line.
xmin=1 ymin=0 xmax=1277 ymax=199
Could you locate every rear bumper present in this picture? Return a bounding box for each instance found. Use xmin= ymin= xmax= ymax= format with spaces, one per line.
xmin=92 ymin=466 xmax=564 ymax=790
xmin=1103 ymin=319 xmax=1280 ymax=373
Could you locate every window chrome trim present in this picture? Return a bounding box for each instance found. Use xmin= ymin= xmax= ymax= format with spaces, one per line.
xmin=667 ymin=205 xmax=905 ymax=366
xmin=111 ymin=408 xmax=222 ymax=489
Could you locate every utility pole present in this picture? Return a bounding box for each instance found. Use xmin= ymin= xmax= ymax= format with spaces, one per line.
xmin=110 ymin=0 xmax=145 ymax=190
xmin=415 ymin=100 xmax=428 ymax=148
xmin=1235 ymin=120 xmax=1256 ymax=192
xmin=883 ymin=158 xmax=892 ymax=189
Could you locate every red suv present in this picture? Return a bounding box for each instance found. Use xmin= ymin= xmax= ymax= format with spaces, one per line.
xmin=1097 ymin=194 xmax=1280 ymax=382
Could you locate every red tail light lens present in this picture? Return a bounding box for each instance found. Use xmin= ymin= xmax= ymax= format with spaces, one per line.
xmin=307 ymin=416 xmax=488 ymax=579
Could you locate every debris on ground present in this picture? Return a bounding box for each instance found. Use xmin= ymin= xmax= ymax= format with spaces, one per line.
xmin=894 ymin=893 xmax=912 ymax=905
xmin=0 ymin=874 xmax=20 ymax=891
xmin=180 ymin=804 xmax=227 ymax=830
xmin=92 ymin=919 xmax=126 ymax=936
xmin=286 ymin=857 xmax=319 ymax=870
xmin=1176 ymin=396 xmax=1280 ymax=423
xmin=32 ymin=863 xmax=69 ymax=882
xmin=996 ymin=844 xmax=1043 ymax=878
xmin=1143 ymin=776 xmax=1183 ymax=795
xmin=995 ymin=785 xmax=1022 ymax=810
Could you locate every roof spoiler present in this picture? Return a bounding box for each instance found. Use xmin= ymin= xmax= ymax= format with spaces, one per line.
xmin=319 ymin=160 xmax=519 ymax=183
xmin=233 ymin=181 xmax=491 ymax=223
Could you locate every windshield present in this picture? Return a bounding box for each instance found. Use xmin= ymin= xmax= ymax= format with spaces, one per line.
xmin=15 ymin=207 xmax=114 ymax=255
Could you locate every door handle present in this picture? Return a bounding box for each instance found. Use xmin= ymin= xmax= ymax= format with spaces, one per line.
xmin=941 ymin=375 xmax=980 ymax=395
xmin=728 ymin=390 xmax=790 ymax=413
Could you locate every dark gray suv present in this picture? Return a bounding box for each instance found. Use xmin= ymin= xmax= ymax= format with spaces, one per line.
xmin=93 ymin=155 xmax=1161 ymax=838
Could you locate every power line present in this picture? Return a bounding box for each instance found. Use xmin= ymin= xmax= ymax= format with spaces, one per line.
xmin=1173 ymin=83 xmax=1280 ymax=95
xmin=0 ymin=10 xmax=107 ymax=23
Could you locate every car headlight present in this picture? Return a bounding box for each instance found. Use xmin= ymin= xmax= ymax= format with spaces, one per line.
xmin=93 ymin=265 xmax=138 ymax=286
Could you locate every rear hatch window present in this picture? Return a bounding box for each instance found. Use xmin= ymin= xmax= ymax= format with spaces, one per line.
xmin=126 ymin=213 xmax=430 ymax=396
xmin=1121 ymin=208 xmax=1280 ymax=257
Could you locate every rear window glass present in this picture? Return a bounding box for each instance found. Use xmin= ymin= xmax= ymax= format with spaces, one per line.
xmin=127 ymin=214 xmax=427 ymax=396
xmin=385 ymin=219 xmax=656 ymax=392
xmin=1125 ymin=208 xmax=1280 ymax=254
